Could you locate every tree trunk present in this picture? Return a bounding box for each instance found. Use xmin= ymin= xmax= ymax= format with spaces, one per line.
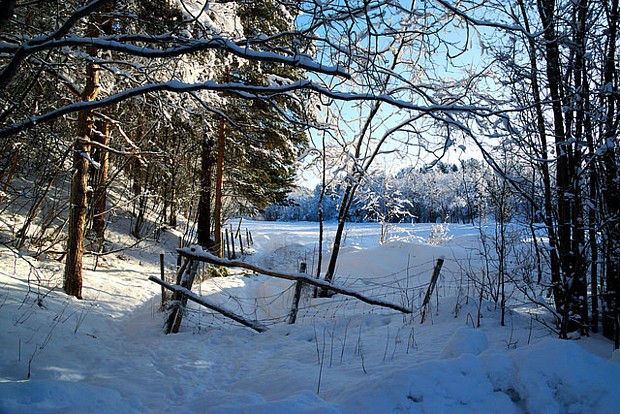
xmin=0 ymin=138 xmax=20 ymax=203
xmin=91 ymin=119 xmax=109 ymax=249
xmin=168 ymin=134 xmax=181 ymax=228
xmin=0 ymin=0 xmax=16 ymax=29
xmin=63 ymin=3 xmax=114 ymax=298
xmin=537 ymin=0 xmax=581 ymax=337
xmin=586 ymin=111 xmax=598 ymax=333
xmin=168 ymin=184 xmax=177 ymax=227
xmin=197 ymin=135 xmax=214 ymax=249
xmin=601 ymin=0 xmax=619 ymax=348
xmin=567 ymin=0 xmax=589 ymax=332
xmin=323 ymin=183 xmax=354 ymax=285
xmin=65 ymin=65 xmax=98 ymax=298
xmin=213 ymin=118 xmax=226 ymax=257
xmin=316 ymin=134 xmax=327 ymax=279
xmin=131 ymin=157 xmax=150 ymax=239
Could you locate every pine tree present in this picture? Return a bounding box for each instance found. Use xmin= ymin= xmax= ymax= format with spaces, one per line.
xmin=207 ymin=0 xmax=311 ymax=254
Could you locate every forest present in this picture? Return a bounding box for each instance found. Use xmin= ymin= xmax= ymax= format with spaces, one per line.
xmin=0 ymin=0 xmax=619 ymax=378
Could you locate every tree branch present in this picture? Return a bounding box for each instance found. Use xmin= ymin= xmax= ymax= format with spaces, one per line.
xmin=0 ymin=0 xmax=115 ymax=87
xmin=0 ymin=33 xmax=349 ymax=88
xmin=0 ymin=78 xmax=494 ymax=137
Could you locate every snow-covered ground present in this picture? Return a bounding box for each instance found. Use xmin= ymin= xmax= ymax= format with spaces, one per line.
xmin=1 ymin=219 xmax=619 ymax=413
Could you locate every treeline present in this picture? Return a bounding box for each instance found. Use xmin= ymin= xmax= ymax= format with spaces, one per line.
xmin=263 ymin=159 xmax=526 ymax=225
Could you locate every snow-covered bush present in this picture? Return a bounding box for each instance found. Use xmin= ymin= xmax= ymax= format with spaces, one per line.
xmin=426 ymin=222 xmax=452 ymax=245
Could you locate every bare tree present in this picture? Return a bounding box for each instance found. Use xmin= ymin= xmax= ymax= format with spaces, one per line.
xmin=449 ymin=0 xmax=619 ymax=343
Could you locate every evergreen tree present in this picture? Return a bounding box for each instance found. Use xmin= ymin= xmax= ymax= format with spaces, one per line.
xmin=211 ymin=0 xmax=311 ymax=236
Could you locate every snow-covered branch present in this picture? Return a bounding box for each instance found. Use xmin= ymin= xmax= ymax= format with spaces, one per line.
xmin=0 ymin=0 xmax=116 ymax=87
xmin=0 ymin=78 xmax=497 ymax=138
xmin=435 ymin=0 xmax=540 ymax=37
xmin=0 ymin=33 xmax=349 ymax=88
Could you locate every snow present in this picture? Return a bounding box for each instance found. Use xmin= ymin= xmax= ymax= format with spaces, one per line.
xmin=1 ymin=220 xmax=619 ymax=413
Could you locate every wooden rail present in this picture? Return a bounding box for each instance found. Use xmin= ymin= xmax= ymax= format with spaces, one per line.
xmin=151 ymin=245 xmax=412 ymax=334
xmin=177 ymin=247 xmax=412 ymax=314
xmin=150 ymin=276 xmax=268 ymax=333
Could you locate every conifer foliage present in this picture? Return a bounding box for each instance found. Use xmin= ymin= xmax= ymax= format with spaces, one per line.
xmin=0 ymin=0 xmax=313 ymax=295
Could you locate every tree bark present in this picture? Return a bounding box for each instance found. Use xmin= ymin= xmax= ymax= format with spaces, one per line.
xmin=323 ymin=183 xmax=355 ymax=286
xmin=131 ymin=157 xmax=145 ymax=238
xmin=601 ymin=0 xmax=619 ymax=348
xmin=567 ymin=0 xmax=589 ymax=332
xmin=213 ymin=117 xmax=226 ymax=257
xmin=64 ymin=16 xmax=104 ymax=298
xmin=197 ymin=135 xmax=214 ymax=249
xmin=316 ymin=133 xmax=327 ymax=280
xmin=0 ymin=138 xmax=20 ymax=203
xmin=91 ymin=119 xmax=110 ymax=248
xmin=517 ymin=0 xmax=559 ymax=288
xmin=537 ymin=0 xmax=581 ymax=337
xmin=0 ymin=0 xmax=16 ymax=29
xmin=64 ymin=2 xmax=114 ymax=298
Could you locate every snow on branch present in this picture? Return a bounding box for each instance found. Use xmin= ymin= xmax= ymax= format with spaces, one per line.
xmin=435 ymin=0 xmax=541 ymax=37
xmin=0 ymin=0 xmax=116 ymax=87
xmin=0 ymin=79 xmax=493 ymax=138
xmin=0 ymin=33 xmax=349 ymax=88
xmin=47 ymin=0 xmax=114 ymax=41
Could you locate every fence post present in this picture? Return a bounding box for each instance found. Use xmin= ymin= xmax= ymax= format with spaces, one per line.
xmin=238 ymin=230 xmax=244 ymax=256
xmin=176 ymin=236 xmax=182 ymax=269
xmin=225 ymin=229 xmax=231 ymax=259
xmin=166 ymin=252 xmax=200 ymax=334
xmin=230 ymin=225 xmax=236 ymax=259
xmin=288 ymin=262 xmax=307 ymax=324
xmin=160 ymin=253 xmax=166 ymax=311
xmin=420 ymin=256 xmax=445 ymax=324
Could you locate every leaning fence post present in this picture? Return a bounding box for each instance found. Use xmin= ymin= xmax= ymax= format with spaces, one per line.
xmin=288 ymin=262 xmax=307 ymax=324
xmin=166 ymin=251 xmax=200 ymax=334
xmin=420 ymin=256 xmax=445 ymax=324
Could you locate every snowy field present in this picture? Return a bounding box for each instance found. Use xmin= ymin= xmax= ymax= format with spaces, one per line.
xmin=1 ymin=219 xmax=619 ymax=413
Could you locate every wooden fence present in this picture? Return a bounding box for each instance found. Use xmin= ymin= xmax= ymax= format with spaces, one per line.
xmin=150 ymin=246 xmax=412 ymax=334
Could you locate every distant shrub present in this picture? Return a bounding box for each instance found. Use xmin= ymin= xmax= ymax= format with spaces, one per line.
xmin=427 ymin=222 xmax=452 ymax=245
